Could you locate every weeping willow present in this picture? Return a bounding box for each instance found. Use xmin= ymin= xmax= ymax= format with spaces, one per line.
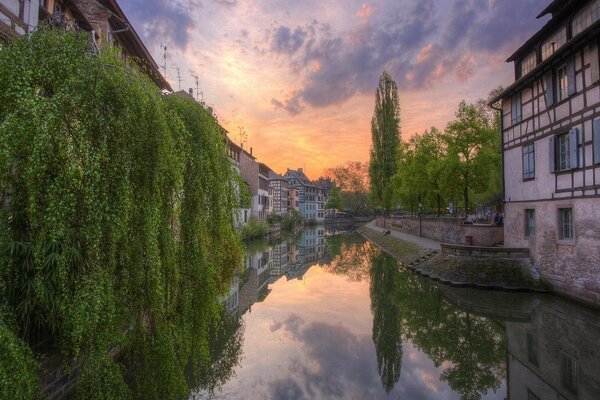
xmin=0 ymin=28 xmax=242 ymax=399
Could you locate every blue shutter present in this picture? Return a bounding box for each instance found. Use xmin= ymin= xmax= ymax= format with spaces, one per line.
xmin=549 ymin=136 xmax=555 ymax=172
xmin=569 ymin=128 xmax=579 ymax=169
xmin=545 ymin=73 xmax=554 ymax=106
xmin=594 ymin=119 xmax=600 ymax=164
xmin=591 ymin=44 xmax=600 ymax=83
xmin=567 ymin=59 xmax=576 ymax=96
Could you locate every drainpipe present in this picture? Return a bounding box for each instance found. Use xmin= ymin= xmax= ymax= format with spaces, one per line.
xmin=490 ymin=102 xmax=505 ymax=207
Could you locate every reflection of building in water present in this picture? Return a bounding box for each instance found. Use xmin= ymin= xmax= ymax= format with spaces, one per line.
xmin=506 ymin=298 xmax=600 ymax=400
xmin=270 ymin=241 xmax=289 ymax=279
xmin=221 ymin=276 xmax=240 ymax=315
xmin=286 ymin=228 xmax=327 ymax=281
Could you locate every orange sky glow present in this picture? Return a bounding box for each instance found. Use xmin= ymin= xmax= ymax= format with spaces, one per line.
xmin=121 ymin=0 xmax=549 ymax=180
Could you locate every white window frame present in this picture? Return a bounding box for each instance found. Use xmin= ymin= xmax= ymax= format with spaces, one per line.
xmin=558 ymin=208 xmax=574 ymax=241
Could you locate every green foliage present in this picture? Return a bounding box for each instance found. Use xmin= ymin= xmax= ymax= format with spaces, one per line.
xmin=325 ymin=186 xmax=342 ymax=210
xmin=0 ymin=314 xmax=39 ymax=400
xmin=241 ymin=218 xmax=269 ymax=240
xmin=238 ymin=180 xmax=251 ymax=209
xmin=281 ymin=210 xmax=302 ymax=230
xmin=392 ymin=97 xmax=501 ymax=216
xmin=326 ymin=161 xmax=372 ymax=214
xmin=369 ymin=72 xmax=401 ymax=211
xmin=0 ymin=28 xmax=242 ymax=398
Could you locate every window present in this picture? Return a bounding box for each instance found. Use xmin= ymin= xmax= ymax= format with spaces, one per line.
xmin=561 ymin=353 xmax=579 ymax=394
xmin=522 ymin=143 xmax=535 ymax=179
xmin=521 ymin=52 xmax=536 ymax=76
xmin=525 ymin=209 xmax=536 ymax=237
xmin=542 ymin=28 xmax=567 ymax=60
xmin=559 ymin=208 xmax=574 ymax=241
xmin=557 ymin=133 xmax=570 ymax=171
xmin=572 ymin=0 xmax=600 ymax=36
xmin=512 ymin=93 xmax=522 ymax=124
xmin=527 ymin=332 xmax=539 ymax=365
xmin=556 ymin=65 xmax=568 ymax=101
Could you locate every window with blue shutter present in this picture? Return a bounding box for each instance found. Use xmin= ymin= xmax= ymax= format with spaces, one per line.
xmin=549 ymin=136 xmax=556 ymax=172
xmin=545 ymin=73 xmax=554 ymax=106
xmin=567 ymin=58 xmax=576 ymax=96
xmin=569 ymin=128 xmax=579 ymax=169
xmin=522 ymin=143 xmax=535 ymax=179
xmin=594 ymin=119 xmax=600 ymax=164
xmin=512 ymin=93 xmax=522 ymax=124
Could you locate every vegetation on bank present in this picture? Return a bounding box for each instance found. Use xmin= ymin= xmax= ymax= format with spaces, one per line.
xmin=367 ymin=71 xmax=502 ymax=216
xmin=0 ymin=29 xmax=242 ymax=399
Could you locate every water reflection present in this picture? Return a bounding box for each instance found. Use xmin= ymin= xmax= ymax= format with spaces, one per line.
xmin=192 ymin=227 xmax=600 ymax=400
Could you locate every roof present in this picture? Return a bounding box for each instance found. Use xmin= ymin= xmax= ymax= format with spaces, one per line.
xmin=491 ymin=0 xmax=599 ymax=104
xmin=73 ymin=0 xmax=172 ymax=91
xmin=506 ymin=0 xmax=576 ymax=62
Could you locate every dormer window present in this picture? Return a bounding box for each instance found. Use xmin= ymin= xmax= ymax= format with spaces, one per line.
xmin=521 ymin=52 xmax=536 ymax=76
xmin=541 ymin=28 xmax=567 ymax=61
xmin=572 ymin=0 xmax=600 ymax=37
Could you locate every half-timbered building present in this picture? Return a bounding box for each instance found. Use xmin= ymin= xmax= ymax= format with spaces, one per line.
xmin=492 ymin=0 xmax=600 ymax=305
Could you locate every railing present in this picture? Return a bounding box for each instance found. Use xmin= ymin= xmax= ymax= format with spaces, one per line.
xmin=0 ymin=3 xmax=28 ymax=41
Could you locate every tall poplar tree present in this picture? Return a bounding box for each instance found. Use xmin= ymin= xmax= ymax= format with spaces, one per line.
xmin=369 ymin=71 xmax=400 ymax=211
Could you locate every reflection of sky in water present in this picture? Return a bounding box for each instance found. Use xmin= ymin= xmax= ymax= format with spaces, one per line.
xmin=193 ymin=265 xmax=505 ymax=399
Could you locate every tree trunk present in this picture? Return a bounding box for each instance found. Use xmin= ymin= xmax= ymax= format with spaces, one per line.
xmin=463 ymin=174 xmax=469 ymax=217
xmin=436 ymin=194 xmax=441 ymax=217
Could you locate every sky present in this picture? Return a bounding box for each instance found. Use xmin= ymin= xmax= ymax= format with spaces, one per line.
xmin=120 ymin=0 xmax=550 ymax=179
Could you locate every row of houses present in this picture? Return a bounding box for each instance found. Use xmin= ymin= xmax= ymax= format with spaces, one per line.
xmin=226 ymin=138 xmax=328 ymax=226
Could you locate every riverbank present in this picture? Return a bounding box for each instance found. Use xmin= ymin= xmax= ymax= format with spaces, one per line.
xmin=359 ymin=221 xmax=547 ymax=292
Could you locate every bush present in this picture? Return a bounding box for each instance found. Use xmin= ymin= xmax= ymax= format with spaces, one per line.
xmin=241 ymin=219 xmax=269 ymax=240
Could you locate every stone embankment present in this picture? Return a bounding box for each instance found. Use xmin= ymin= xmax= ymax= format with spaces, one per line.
xmin=359 ymin=222 xmax=547 ymax=292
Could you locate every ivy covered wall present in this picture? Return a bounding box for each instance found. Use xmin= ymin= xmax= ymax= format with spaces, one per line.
xmin=0 ymin=28 xmax=242 ymax=399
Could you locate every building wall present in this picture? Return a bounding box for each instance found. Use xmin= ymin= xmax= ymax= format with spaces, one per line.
xmin=501 ymin=27 xmax=600 ymax=306
xmin=505 ymin=199 xmax=600 ymax=304
xmin=385 ymin=216 xmax=504 ymax=246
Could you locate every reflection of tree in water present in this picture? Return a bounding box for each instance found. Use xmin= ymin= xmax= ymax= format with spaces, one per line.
xmin=191 ymin=308 xmax=245 ymax=395
xmin=368 ymin=250 xmax=506 ymax=399
xmin=369 ymin=250 xmax=403 ymax=393
xmin=323 ymin=234 xmax=372 ymax=282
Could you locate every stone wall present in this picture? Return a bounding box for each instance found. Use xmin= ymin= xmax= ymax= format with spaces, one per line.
xmin=378 ymin=216 xmax=504 ymax=246
xmin=505 ymin=198 xmax=600 ymax=307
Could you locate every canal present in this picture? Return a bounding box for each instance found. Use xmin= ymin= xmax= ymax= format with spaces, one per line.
xmin=190 ymin=227 xmax=600 ymax=400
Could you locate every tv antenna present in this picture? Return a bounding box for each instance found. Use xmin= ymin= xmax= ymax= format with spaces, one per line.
xmin=172 ymin=66 xmax=182 ymax=90
xmin=160 ymin=43 xmax=168 ymax=79
xmin=191 ymin=71 xmax=200 ymax=102
xmin=238 ymin=126 xmax=248 ymax=149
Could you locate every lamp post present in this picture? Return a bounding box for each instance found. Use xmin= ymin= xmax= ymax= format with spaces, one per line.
xmin=418 ymin=202 xmax=423 ymax=237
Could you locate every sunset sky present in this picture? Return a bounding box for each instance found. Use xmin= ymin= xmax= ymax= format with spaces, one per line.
xmin=120 ymin=0 xmax=549 ymax=179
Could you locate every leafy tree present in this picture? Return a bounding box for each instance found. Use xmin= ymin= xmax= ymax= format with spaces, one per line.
xmin=393 ymin=128 xmax=446 ymax=214
xmin=325 ymin=186 xmax=342 ymax=210
xmin=443 ymin=101 xmax=500 ymax=215
xmin=326 ymin=161 xmax=371 ymax=213
xmin=369 ymin=72 xmax=401 ymax=212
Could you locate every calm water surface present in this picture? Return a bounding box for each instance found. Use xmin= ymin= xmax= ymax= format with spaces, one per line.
xmin=190 ymin=227 xmax=600 ymax=400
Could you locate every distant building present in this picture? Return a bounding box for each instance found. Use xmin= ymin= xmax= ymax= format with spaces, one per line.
xmin=269 ymin=171 xmax=292 ymax=216
xmin=284 ymin=168 xmax=326 ymax=222
xmin=257 ymin=163 xmax=272 ymax=220
xmin=0 ymin=0 xmax=170 ymax=91
xmin=226 ymin=139 xmax=251 ymax=227
xmin=491 ymin=0 xmax=600 ymax=306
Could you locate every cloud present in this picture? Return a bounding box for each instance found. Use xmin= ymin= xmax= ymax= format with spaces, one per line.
xmin=272 ymin=26 xmax=309 ymax=54
xmin=119 ymin=0 xmax=197 ymax=48
xmin=264 ymin=0 xmax=547 ymax=115
xmin=271 ymin=93 xmax=305 ymax=116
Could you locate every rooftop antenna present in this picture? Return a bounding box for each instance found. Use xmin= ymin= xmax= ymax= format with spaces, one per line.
xmin=172 ymin=66 xmax=182 ymax=90
xmin=191 ymin=72 xmax=200 ymax=102
xmin=160 ymin=43 xmax=168 ymax=79
xmin=238 ymin=126 xmax=248 ymax=149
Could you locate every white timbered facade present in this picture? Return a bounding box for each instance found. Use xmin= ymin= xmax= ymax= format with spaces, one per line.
xmin=493 ymin=0 xmax=600 ymax=306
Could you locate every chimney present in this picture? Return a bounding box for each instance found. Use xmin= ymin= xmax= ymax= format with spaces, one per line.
xmin=188 ymin=88 xmax=194 ymax=98
xmin=250 ymin=147 xmax=253 ymax=156
xmin=299 ymin=168 xmax=303 ymax=172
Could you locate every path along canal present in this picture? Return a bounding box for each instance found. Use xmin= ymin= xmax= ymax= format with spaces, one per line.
xmin=190 ymin=227 xmax=600 ymax=400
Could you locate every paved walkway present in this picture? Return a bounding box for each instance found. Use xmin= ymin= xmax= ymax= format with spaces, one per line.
xmin=366 ymin=219 xmax=441 ymax=251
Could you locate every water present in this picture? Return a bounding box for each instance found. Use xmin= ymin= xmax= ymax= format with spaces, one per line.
xmin=191 ymin=227 xmax=600 ymax=400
